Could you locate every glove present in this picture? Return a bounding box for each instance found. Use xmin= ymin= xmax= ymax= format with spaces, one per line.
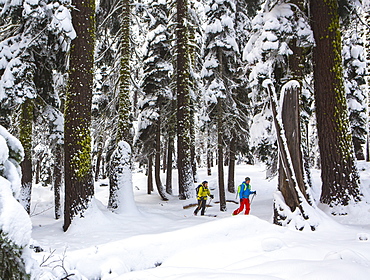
xmin=210 ymin=194 xmax=214 ymax=199
xmin=252 ymin=191 xmax=256 ymax=195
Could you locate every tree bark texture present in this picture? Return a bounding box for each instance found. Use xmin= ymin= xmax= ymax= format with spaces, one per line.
xmin=63 ymin=0 xmax=95 ymax=231
xmin=366 ymin=12 xmax=370 ymax=162
xmin=166 ymin=102 xmax=176 ymax=195
xmin=310 ymin=0 xmax=361 ymax=206
xmin=20 ymin=99 xmax=33 ymax=214
xmin=163 ymin=142 xmax=167 ymax=174
xmin=278 ymin=86 xmax=308 ymax=211
xmin=148 ymin=155 xmax=153 ymax=194
xmin=155 ymin=120 xmax=168 ymax=200
xmin=166 ymin=133 xmax=173 ymax=194
xmin=109 ymin=0 xmax=132 ymax=210
xmin=266 ymin=83 xmax=313 ymax=228
xmin=53 ymin=143 xmax=63 ymax=220
xmin=117 ymin=0 xmax=131 ymax=143
xmin=176 ymin=0 xmax=193 ymax=199
xmin=95 ymin=142 xmax=103 ymax=181
xmin=190 ymin=106 xmax=197 ymax=183
xmin=217 ymin=101 xmax=227 ymax=211
xmin=228 ymin=136 xmax=236 ymax=193
xmin=207 ymin=126 xmax=212 ymax=176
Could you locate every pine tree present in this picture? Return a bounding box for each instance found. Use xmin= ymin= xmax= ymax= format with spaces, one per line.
xmin=32 ymin=2 xmax=73 ymax=220
xmin=188 ymin=0 xmax=204 ymax=183
xmin=244 ymin=3 xmax=317 ymax=229
xmin=0 ymin=1 xmax=74 ymax=217
xmin=227 ymin=0 xmax=254 ymax=192
xmin=202 ymin=0 xmax=241 ymax=210
xmin=176 ymin=0 xmax=194 ymax=199
xmin=93 ymin=0 xmax=121 ymax=181
xmin=136 ymin=0 xmax=172 ymax=200
xmin=64 ymin=0 xmax=95 ymax=231
xmin=108 ymin=0 xmax=138 ymax=211
xmin=117 ymin=0 xmax=131 ymax=143
xmin=0 ymin=1 xmax=33 ymax=129
xmin=244 ymin=3 xmax=314 ymax=180
xmin=342 ymin=13 xmax=367 ymax=160
xmin=310 ymin=0 xmax=362 ymax=210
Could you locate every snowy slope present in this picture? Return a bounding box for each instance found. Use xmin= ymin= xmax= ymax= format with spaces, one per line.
xmin=30 ymin=163 xmax=370 ymax=279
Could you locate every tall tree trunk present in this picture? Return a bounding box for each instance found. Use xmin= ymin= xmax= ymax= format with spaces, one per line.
xmin=176 ymin=0 xmax=193 ymax=199
xmin=35 ymin=153 xmax=44 ymax=185
xmin=108 ymin=0 xmax=133 ymax=210
xmin=276 ymin=31 xmax=309 ymax=210
xmin=366 ymin=12 xmax=370 ymax=162
xmin=190 ymin=105 xmax=197 ymax=182
xmin=310 ymin=0 xmax=361 ymax=208
xmin=207 ymin=126 xmax=212 ymax=176
xmin=267 ymin=83 xmax=316 ymax=230
xmin=155 ymin=119 xmax=168 ymax=200
xmin=228 ymin=135 xmax=236 ymax=193
xmin=148 ymin=155 xmax=153 ymax=194
xmin=63 ymin=0 xmax=95 ymax=231
xmin=278 ymin=86 xmax=308 ymax=209
xmin=166 ymin=100 xmax=175 ymax=195
xmin=53 ymin=143 xmax=63 ymax=220
xmin=166 ymin=133 xmax=173 ymax=195
xmin=217 ymin=101 xmax=226 ymax=211
xmin=163 ymin=140 xmax=167 ymax=174
xmin=19 ymin=98 xmax=33 ymax=214
xmin=95 ymin=143 xmax=103 ymax=182
xmin=116 ymin=0 xmax=131 ymax=143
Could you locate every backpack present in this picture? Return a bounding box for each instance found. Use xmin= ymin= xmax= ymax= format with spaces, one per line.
xmin=195 ymin=184 xmax=202 ymax=196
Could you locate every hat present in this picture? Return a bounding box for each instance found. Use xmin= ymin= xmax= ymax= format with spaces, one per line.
xmin=202 ymin=181 xmax=208 ymax=184
xmin=245 ymin=177 xmax=250 ymax=181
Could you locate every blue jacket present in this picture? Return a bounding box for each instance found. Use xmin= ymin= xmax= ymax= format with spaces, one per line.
xmin=238 ymin=182 xmax=256 ymax=199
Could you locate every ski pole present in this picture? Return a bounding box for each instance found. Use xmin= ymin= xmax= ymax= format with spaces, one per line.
xmin=204 ymin=197 xmax=212 ymax=214
xmin=250 ymin=193 xmax=256 ymax=205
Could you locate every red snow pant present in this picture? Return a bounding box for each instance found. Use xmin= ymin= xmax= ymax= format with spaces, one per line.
xmin=233 ymin=198 xmax=250 ymax=215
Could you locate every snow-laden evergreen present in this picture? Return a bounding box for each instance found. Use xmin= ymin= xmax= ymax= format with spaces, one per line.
xmin=202 ymin=0 xmax=239 ymax=102
xmin=0 ymin=0 xmax=74 ymax=113
xmin=342 ymin=17 xmax=367 ymax=160
xmin=108 ymin=141 xmax=139 ymax=214
xmin=0 ymin=125 xmax=34 ymax=279
xmin=135 ymin=0 xmax=173 ymax=200
xmin=243 ymin=3 xmax=314 ymax=177
xmin=201 ymin=0 xmax=241 ymax=211
xmin=137 ymin=0 xmax=173 ymax=144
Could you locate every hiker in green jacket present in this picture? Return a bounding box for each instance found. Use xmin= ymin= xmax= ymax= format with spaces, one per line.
xmin=194 ymin=181 xmax=214 ymax=216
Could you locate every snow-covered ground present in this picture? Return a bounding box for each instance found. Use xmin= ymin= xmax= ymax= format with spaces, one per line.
xmin=30 ymin=163 xmax=370 ymax=279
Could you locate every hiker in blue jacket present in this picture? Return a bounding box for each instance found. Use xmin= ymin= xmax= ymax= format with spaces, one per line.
xmin=233 ymin=177 xmax=256 ymax=215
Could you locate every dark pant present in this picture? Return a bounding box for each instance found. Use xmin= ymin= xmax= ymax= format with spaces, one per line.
xmin=194 ymin=198 xmax=207 ymax=215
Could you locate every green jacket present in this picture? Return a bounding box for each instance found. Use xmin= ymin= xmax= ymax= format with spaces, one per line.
xmin=197 ymin=184 xmax=211 ymax=200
